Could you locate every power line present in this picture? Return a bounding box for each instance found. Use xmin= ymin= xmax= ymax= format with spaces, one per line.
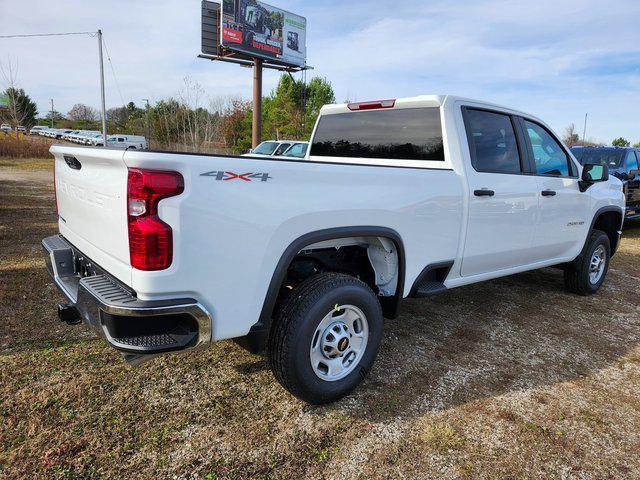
xmin=0 ymin=31 xmax=97 ymax=39
xmin=101 ymin=36 xmax=126 ymax=107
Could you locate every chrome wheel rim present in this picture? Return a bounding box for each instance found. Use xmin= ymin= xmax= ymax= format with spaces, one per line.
xmin=589 ymin=245 xmax=606 ymax=285
xmin=309 ymin=304 xmax=369 ymax=382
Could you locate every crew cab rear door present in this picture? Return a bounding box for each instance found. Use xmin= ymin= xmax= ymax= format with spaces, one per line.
xmin=460 ymin=107 xmax=539 ymax=276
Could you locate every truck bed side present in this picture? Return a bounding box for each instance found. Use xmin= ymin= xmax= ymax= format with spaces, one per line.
xmin=120 ymin=150 xmax=464 ymax=340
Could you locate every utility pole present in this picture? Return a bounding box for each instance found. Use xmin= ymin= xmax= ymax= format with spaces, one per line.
xmin=142 ymin=98 xmax=151 ymax=150
xmin=582 ymin=113 xmax=588 ymax=146
xmin=252 ymin=58 xmax=263 ymax=149
xmin=97 ymin=29 xmax=107 ymax=146
xmin=50 ymin=99 xmax=54 ymax=128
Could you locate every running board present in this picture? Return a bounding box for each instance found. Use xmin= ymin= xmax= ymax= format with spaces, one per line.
xmin=409 ymin=261 xmax=454 ymax=298
xmin=413 ymin=280 xmax=448 ymax=297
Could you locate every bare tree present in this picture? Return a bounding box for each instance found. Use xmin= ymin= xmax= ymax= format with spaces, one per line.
xmin=68 ymin=104 xmax=99 ymax=122
xmin=562 ymin=123 xmax=581 ymax=147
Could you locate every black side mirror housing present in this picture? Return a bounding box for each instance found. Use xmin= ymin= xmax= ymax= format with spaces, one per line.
xmin=579 ymin=163 xmax=609 ymax=192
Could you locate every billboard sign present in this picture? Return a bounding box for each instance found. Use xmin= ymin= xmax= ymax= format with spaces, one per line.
xmin=221 ymin=0 xmax=306 ymax=67
xmin=201 ymin=1 xmax=221 ymax=56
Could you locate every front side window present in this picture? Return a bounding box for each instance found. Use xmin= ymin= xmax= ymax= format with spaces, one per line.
xmin=283 ymin=143 xmax=308 ymax=158
xmin=311 ymin=107 xmax=444 ymax=161
xmin=464 ymin=109 xmax=521 ymax=173
xmin=524 ymin=120 xmax=570 ymax=176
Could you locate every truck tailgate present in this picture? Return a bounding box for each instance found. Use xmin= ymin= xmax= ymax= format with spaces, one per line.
xmin=51 ymin=146 xmax=132 ymax=286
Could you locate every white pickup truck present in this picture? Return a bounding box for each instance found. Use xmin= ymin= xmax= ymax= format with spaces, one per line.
xmin=44 ymin=95 xmax=624 ymax=404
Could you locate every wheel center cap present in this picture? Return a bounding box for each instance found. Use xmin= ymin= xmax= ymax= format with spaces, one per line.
xmin=338 ymin=337 xmax=349 ymax=351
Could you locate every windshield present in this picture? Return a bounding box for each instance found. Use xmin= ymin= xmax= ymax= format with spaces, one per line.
xmin=571 ymin=148 xmax=625 ymax=168
xmin=253 ymin=141 xmax=279 ymax=155
xmin=283 ymin=143 xmax=308 ymax=158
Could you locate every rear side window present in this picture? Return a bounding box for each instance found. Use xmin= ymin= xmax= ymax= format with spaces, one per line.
xmin=464 ymin=109 xmax=521 ymax=173
xmin=523 ymin=120 xmax=571 ymax=176
xmin=310 ymin=108 xmax=444 ymax=161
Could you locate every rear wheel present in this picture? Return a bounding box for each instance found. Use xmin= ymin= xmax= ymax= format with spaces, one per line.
xmin=564 ymin=229 xmax=610 ymax=295
xmin=268 ymin=273 xmax=383 ymax=404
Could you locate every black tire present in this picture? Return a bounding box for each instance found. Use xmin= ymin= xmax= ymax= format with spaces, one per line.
xmin=564 ymin=229 xmax=610 ymax=295
xmin=268 ymin=272 xmax=383 ymax=404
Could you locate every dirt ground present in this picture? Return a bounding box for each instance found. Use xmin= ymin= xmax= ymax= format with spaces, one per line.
xmin=1 ymin=157 xmax=639 ymax=479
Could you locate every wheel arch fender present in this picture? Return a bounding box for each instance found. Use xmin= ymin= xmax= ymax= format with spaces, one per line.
xmin=238 ymin=227 xmax=406 ymax=353
xmin=581 ymin=206 xmax=623 ymax=260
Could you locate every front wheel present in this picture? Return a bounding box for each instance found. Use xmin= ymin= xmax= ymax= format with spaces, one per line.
xmin=564 ymin=229 xmax=611 ymax=295
xmin=268 ymin=273 xmax=383 ymax=404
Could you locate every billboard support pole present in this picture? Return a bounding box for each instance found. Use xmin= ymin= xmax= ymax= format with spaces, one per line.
xmin=252 ymin=57 xmax=263 ymax=149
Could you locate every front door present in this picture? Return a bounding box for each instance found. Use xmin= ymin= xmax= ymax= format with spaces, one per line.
xmin=521 ymin=118 xmax=590 ymax=261
xmin=461 ymin=108 xmax=539 ymax=277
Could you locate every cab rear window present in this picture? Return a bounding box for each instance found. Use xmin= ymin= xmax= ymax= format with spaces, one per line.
xmin=310 ymin=108 xmax=444 ymax=161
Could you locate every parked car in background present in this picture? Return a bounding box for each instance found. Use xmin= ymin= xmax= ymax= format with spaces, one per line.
xmin=0 ymin=123 xmax=12 ymax=133
xmin=44 ymin=94 xmax=624 ymax=404
xmin=243 ymin=140 xmax=297 ymax=157
xmin=95 ymin=134 xmax=147 ymax=149
xmin=83 ymin=132 xmax=103 ymax=145
xmin=17 ymin=126 xmax=26 ymax=133
xmin=571 ymin=146 xmax=640 ymax=221
xmin=278 ymin=141 xmax=309 ymax=158
xmin=62 ymin=130 xmax=80 ymax=141
xmin=30 ymin=125 xmax=48 ymax=135
xmin=55 ymin=129 xmax=74 ymax=139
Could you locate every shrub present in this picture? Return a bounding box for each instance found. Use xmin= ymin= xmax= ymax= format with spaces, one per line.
xmin=0 ymin=133 xmax=52 ymax=158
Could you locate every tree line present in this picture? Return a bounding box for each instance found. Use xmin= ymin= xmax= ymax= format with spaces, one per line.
xmin=1 ymin=74 xmax=335 ymax=154
xmin=3 ymin=76 xmax=639 ymax=150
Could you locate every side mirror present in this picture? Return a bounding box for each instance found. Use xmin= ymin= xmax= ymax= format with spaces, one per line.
xmin=579 ymin=163 xmax=609 ymax=192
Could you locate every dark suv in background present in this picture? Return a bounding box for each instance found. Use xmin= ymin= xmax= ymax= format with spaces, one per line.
xmin=571 ymin=146 xmax=640 ymax=221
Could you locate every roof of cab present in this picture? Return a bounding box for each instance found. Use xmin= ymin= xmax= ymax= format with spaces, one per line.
xmin=319 ymin=94 xmax=532 ymax=118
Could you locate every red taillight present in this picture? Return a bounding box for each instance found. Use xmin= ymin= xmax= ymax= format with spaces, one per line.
xmin=347 ymin=99 xmax=396 ymax=111
xmin=127 ymin=168 xmax=184 ymax=271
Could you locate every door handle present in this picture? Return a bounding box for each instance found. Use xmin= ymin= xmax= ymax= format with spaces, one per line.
xmin=541 ymin=190 xmax=557 ymax=197
xmin=474 ymin=189 xmax=495 ymax=197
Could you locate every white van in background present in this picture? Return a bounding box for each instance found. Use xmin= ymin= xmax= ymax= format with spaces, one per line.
xmin=95 ymin=135 xmax=148 ymax=150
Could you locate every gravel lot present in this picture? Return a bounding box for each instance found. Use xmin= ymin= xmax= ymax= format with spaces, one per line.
xmin=1 ymin=157 xmax=639 ymax=479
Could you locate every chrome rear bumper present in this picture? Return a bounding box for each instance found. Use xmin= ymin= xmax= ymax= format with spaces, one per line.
xmin=42 ymin=235 xmax=212 ymax=360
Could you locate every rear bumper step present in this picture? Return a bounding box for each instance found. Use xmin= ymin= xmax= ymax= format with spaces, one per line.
xmin=42 ymin=234 xmax=212 ymax=356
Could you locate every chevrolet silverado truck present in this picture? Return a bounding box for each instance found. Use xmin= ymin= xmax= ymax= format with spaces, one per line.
xmin=44 ymin=95 xmax=625 ymax=404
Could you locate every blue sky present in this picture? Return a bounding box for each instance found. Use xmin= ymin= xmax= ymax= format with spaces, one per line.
xmin=1 ymin=0 xmax=639 ymax=143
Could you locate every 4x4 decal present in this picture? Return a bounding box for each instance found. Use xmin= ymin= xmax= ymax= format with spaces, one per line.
xmin=200 ymin=171 xmax=272 ymax=182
